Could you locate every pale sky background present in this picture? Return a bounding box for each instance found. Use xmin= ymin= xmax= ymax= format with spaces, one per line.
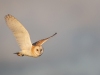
xmin=0 ymin=0 xmax=100 ymax=75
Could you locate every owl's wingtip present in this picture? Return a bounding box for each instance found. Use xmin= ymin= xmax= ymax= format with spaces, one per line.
xmin=55 ymin=32 xmax=57 ymax=34
xmin=54 ymin=32 xmax=57 ymax=36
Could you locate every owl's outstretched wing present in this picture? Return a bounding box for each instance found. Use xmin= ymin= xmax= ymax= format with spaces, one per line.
xmin=32 ymin=33 xmax=57 ymax=46
xmin=5 ymin=14 xmax=32 ymax=51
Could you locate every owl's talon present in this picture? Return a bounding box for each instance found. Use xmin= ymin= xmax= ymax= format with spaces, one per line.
xmin=14 ymin=52 xmax=24 ymax=56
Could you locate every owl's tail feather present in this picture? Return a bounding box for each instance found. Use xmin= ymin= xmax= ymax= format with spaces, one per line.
xmin=14 ymin=52 xmax=24 ymax=56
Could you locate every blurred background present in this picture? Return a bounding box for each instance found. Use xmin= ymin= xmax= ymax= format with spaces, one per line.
xmin=0 ymin=0 xmax=100 ymax=75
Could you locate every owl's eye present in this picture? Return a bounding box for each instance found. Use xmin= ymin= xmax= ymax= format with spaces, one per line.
xmin=40 ymin=49 xmax=42 ymax=51
xmin=36 ymin=49 xmax=39 ymax=51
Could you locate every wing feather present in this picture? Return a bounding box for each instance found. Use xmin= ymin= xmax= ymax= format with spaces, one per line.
xmin=32 ymin=33 xmax=57 ymax=46
xmin=5 ymin=14 xmax=32 ymax=51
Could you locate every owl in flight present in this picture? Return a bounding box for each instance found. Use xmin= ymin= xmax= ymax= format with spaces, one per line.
xmin=5 ymin=14 xmax=57 ymax=58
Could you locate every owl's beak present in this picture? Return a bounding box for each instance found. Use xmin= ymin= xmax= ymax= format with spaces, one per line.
xmin=39 ymin=55 xmax=41 ymax=56
xmin=38 ymin=54 xmax=42 ymax=57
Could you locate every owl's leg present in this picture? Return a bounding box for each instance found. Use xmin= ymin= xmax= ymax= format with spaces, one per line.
xmin=14 ymin=52 xmax=24 ymax=56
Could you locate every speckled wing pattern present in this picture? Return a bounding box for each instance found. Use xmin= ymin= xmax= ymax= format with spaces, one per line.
xmin=5 ymin=14 xmax=32 ymax=51
xmin=32 ymin=33 xmax=57 ymax=46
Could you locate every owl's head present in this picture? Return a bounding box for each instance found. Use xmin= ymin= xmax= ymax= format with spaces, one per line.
xmin=31 ymin=45 xmax=44 ymax=57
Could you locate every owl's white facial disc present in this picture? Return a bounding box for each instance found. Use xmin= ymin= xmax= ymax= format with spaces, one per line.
xmin=34 ymin=46 xmax=43 ymax=57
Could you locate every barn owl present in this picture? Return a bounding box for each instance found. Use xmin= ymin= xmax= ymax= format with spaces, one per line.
xmin=5 ymin=14 xmax=57 ymax=58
